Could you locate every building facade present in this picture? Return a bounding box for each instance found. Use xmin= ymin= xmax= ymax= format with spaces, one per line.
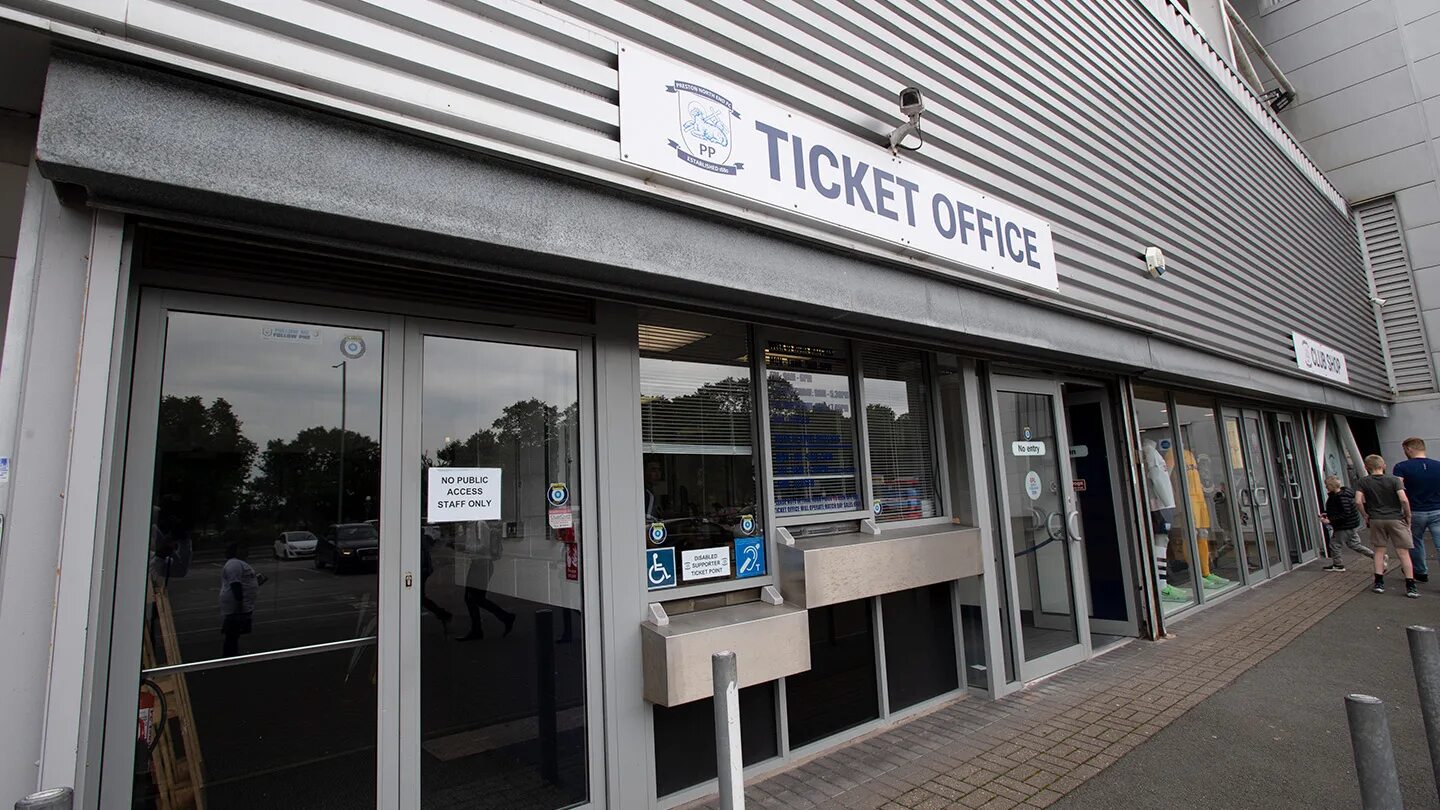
xmin=0 ymin=1 xmax=1393 ymax=808
xmin=1237 ymin=0 xmax=1440 ymax=459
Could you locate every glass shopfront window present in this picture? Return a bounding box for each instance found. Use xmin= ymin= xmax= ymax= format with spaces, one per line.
xmin=1172 ymin=394 xmax=1241 ymax=597
xmin=863 ymin=346 xmax=941 ymax=523
xmin=1322 ymin=415 xmax=1351 ymax=485
xmin=639 ymin=313 xmax=766 ymax=588
xmin=1134 ymin=386 xmax=1198 ymax=615
xmin=766 ymin=338 xmax=861 ymax=518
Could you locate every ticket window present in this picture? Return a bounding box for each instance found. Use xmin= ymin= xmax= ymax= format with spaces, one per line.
xmin=639 ymin=311 xmax=768 ymax=595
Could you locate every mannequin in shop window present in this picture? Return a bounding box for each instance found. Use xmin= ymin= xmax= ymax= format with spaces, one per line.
xmin=1142 ymin=439 xmax=1189 ymax=603
xmin=1166 ymin=446 xmax=1232 ymax=593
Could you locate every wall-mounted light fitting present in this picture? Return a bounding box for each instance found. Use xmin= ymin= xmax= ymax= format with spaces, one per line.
xmin=1144 ymin=246 xmax=1167 ymax=279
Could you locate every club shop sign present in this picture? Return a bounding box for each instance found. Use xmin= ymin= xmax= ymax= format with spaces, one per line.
xmin=618 ymin=48 xmax=1059 ymax=292
xmin=1292 ymin=332 xmax=1349 ymax=385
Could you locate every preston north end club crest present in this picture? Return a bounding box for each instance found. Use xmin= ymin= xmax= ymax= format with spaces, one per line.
xmin=667 ymin=80 xmax=744 ymax=175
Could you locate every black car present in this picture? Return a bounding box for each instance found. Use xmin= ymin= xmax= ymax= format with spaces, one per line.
xmin=315 ymin=522 xmax=380 ymax=573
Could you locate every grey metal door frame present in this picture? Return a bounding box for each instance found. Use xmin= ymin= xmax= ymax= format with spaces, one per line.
xmin=988 ymin=374 xmax=1091 ymax=682
xmin=1270 ymin=411 xmax=1320 ymax=566
xmin=99 ymin=289 xmax=408 ymax=809
xmin=101 ymin=291 xmax=610 ymax=809
xmin=1062 ymin=385 xmax=1139 ymax=638
xmin=399 ymin=316 xmax=605 ymax=808
xmin=1223 ymin=407 xmax=1289 ymax=578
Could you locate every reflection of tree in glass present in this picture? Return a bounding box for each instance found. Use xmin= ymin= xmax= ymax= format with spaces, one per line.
xmin=155 ymin=396 xmax=257 ymax=532
xmin=641 ymin=376 xmax=752 ymax=446
xmin=432 ymin=399 xmax=577 ymax=464
xmin=250 ymin=427 xmax=381 ymax=531
xmin=866 ymin=402 xmax=927 ymax=519
xmin=423 ymin=399 xmax=579 ymax=506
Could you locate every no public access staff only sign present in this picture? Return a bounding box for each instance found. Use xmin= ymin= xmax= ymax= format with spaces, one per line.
xmin=618 ymin=47 xmax=1059 ymax=292
xmin=428 ymin=467 xmax=502 ymax=522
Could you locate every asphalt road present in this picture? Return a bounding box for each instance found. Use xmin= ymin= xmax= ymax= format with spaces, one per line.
xmin=1056 ymin=575 xmax=1440 ymax=809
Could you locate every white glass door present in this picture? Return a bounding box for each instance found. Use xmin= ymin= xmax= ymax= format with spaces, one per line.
xmin=1271 ymin=412 xmax=1320 ymax=565
xmin=990 ymin=376 xmax=1091 ymax=681
xmin=104 ymin=292 xmax=405 ymax=809
xmin=399 ymin=321 xmax=601 ymax=809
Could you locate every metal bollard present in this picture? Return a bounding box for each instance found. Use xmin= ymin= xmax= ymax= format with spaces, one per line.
xmin=15 ymin=787 xmax=72 ymax=810
xmin=712 ymin=650 xmax=744 ymax=810
xmin=1347 ymin=694 xmax=1404 ymax=809
xmin=1408 ymin=625 xmax=1440 ymax=799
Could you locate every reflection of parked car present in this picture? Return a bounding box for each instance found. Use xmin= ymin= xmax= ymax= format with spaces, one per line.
xmin=273 ymin=530 xmax=319 ymax=560
xmin=875 ymin=477 xmax=924 ymax=521
xmin=654 ymin=517 xmax=730 ymax=552
xmin=316 ymin=523 xmax=379 ymax=573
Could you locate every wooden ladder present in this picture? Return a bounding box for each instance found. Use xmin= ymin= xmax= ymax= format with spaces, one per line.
xmin=141 ymin=584 xmax=207 ymax=810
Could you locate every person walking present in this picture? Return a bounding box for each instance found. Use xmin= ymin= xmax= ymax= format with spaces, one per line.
xmin=456 ymin=520 xmax=516 ymax=642
xmin=1354 ymin=454 xmax=1418 ymax=598
xmin=220 ymin=542 xmax=263 ymax=656
xmin=1393 ymin=437 xmax=1440 ymax=583
xmin=1322 ymin=474 xmax=1374 ymax=571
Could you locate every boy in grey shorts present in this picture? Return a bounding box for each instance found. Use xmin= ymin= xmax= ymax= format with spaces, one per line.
xmin=1355 ymin=454 xmax=1418 ymax=598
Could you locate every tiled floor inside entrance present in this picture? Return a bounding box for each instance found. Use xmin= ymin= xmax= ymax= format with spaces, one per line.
xmin=687 ymin=565 xmax=1369 ymax=809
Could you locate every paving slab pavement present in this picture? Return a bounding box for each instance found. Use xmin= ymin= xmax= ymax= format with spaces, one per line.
xmin=1056 ymin=569 xmax=1440 ymax=809
xmin=687 ymin=565 xmax=1422 ymax=810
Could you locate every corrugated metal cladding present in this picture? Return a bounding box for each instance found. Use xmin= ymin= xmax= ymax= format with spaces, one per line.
xmin=5 ymin=0 xmax=1386 ymax=397
xmin=1357 ymin=197 xmax=1436 ymax=395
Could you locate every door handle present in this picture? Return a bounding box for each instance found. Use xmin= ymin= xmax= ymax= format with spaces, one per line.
xmin=1045 ymin=510 xmax=1065 ymax=543
xmin=1289 ymin=482 xmax=1302 ymax=500
xmin=1241 ymin=489 xmax=1254 ymax=508
xmin=1066 ymin=510 xmax=1083 ymax=541
xmin=1254 ymin=486 xmax=1271 ymax=507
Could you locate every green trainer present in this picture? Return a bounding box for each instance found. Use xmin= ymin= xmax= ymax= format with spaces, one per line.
xmin=1202 ymin=573 xmax=1232 ymax=589
xmin=1160 ymin=584 xmax=1192 ymax=603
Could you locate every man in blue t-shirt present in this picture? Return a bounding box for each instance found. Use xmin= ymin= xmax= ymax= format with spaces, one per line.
xmin=1395 ymin=437 xmax=1440 ymax=582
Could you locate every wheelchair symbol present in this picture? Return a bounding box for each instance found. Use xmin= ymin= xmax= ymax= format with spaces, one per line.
xmin=646 ymin=548 xmax=676 ymax=590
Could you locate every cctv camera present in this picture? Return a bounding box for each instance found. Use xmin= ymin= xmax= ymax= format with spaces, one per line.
xmin=898 ymin=87 xmax=925 ymax=118
xmin=1371 ymin=295 xmax=1388 ymax=307
xmin=888 ymin=87 xmax=926 ymax=154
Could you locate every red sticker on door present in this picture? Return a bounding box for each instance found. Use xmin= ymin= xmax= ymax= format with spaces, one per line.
xmin=565 ymin=541 xmax=579 ymax=581
xmin=1072 ymin=479 xmax=1087 ymax=492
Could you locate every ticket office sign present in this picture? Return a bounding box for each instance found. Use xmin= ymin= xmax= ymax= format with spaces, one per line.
xmin=619 ymin=47 xmax=1059 ymax=292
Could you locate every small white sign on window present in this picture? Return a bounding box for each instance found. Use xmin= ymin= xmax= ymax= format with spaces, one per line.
xmin=1012 ymin=441 xmax=1047 ymax=456
xmin=428 ymin=467 xmax=502 ymax=523
xmin=681 ymin=546 xmax=732 ymax=581
xmin=1024 ymin=471 xmax=1043 ymax=501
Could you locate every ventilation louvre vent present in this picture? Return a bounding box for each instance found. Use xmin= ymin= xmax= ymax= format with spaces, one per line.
xmin=1357 ymin=198 xmax=1435 ymax=395
xmin=134 ymin=225 xmax=594 ymax=324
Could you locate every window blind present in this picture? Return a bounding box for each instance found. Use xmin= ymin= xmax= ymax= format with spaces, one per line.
xmin=863 ymin=347 xmax=940 ymax=523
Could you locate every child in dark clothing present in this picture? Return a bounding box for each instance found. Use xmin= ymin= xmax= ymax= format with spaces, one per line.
xmin=1323 ymin=474 xmax=1374 ymax=571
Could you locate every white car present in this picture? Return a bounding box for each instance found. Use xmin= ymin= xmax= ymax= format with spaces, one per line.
xmin=273 ymin=530 xmax=319 ymax=560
